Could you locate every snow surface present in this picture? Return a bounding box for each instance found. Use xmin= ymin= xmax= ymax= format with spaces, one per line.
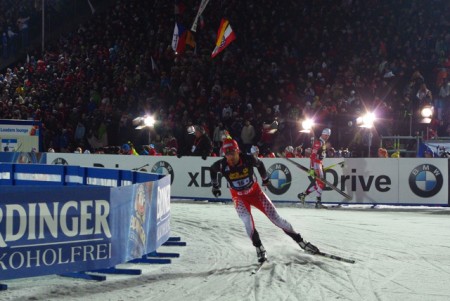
xmin=2 ymin=201 xmax=450 ymax=301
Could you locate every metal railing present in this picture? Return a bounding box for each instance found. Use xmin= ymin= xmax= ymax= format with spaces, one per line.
xmin=380 ymin=136 xmax=421 ymax=157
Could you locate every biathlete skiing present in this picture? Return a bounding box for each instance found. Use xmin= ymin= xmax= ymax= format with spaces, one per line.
xmin=209 ymin=138 xmax=320 ymax=264
xmin=297 ymin=128 xmax=332 ymax=208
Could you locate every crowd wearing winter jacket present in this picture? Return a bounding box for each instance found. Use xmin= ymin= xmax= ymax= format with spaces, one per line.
xmin=0 ymin=0 xmax=449 ymax=158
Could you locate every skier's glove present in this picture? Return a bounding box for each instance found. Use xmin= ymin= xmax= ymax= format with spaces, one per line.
xmin=308 ymin=169 xmax=315 ymax=178
xmin=262 ymin=178 xmax=271 ymax=187
xmin=212 ymin=185 xmax=221 ymax=198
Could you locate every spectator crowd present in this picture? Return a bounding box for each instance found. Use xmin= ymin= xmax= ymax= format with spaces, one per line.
xmin=1 ymin=0 xmax=450 ymax=158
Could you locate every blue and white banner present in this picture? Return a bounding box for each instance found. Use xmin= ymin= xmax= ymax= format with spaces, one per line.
xmin=0 ymin=119 xmax=42 ymax=152
xmin=418 ymin=141 xmax=450 ymax=157
xmin=0 ymin=186 xmax=114 ymax=279
xmin=0 ymin=168 xmax=171 ymax=281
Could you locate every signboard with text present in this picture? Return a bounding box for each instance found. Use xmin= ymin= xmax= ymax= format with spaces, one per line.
xmin=0 ymin=119 xmax=42 ymax=153
xmin=0 ymin=165 xmax=171 ymax=281
xmin=45 ymin=154 xmax=449 ymax=206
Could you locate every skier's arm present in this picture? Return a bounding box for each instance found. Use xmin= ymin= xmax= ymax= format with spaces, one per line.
xmin=210 ymin=160 xmax=221 ymax=187
xmin=210 ymin=160 xmax=222 ymax=197
xmin=252 ymin=156 xmax=269 ymax=182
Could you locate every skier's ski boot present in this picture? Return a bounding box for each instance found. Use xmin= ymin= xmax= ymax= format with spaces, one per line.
xmin=315 ymin=202 xmax=328 ymax=209
xmin=297 ymin=192 xmax=307 ymax=204
xmin=256 ymin=245 xmax=267 ymax=263
xmin=315 ymin=196 xmax=327 ymax=209
xmin=298 ymin=239 xmax=320 ymax=255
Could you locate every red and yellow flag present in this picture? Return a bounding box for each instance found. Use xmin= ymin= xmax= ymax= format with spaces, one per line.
xmin=211 ymin=19 xmax=236 ymax=58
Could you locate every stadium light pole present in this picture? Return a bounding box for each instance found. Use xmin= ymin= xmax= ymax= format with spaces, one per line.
xmin=419 ymin=105 xmax=433 ymax=140
xmin=356 ymin=112 xmax=376 ymax=157
xmin=133 ymin=115 xmax=156 ymax=144
xmin=299 ymin=118 xmax=314 ymax=147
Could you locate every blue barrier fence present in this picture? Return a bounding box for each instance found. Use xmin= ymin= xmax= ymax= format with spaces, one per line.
xmin=0 ymin=163 xmax=161 ymax=186
xmin=0 ymin=163 xmax=173 ymax=286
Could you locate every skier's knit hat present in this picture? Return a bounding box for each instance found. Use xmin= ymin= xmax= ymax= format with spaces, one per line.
xmin=222 ymin=138 xmax=239 ymax=155
xmin=322 ymin=128 xmax=331 ymax=136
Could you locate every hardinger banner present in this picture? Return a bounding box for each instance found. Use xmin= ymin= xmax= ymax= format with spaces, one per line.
xmin=0 ymin=175 xmax=171 ymax=281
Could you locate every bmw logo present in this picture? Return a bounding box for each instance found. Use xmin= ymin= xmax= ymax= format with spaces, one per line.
xmin=408 ymin=164 xmax=443 ymax=197
xmin=51 ymin=157 xmax=68 ymax=165
xmin=266 ymin=163 xmax=292 ymax=195
xmin=151 ymin=161 xmax=175 ymax=184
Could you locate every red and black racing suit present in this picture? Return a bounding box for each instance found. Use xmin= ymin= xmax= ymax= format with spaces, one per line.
xmin=306 ymin=137 xmax=327 ymax=197
xmin=210 ymin=153 xmax=302 ymax=247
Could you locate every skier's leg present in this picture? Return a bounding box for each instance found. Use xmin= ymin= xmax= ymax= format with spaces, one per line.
xmin=233 ymin=196 xmax=259 ymax=245
xmin=252 ymin=190 xmax=320 ymax=254
xmin=252 ymin=189 xmax=297 ymax=235
xmin=233 ymin=196 xmax=267 ymax=262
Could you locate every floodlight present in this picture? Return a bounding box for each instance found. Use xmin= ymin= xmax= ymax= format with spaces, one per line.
xmin=134 ymin=115 xmax=156 ymax=129
xmin=419 ymin=105 xmax=433 ymax=124
xmin=300 ymin=118 xmax=314 ymax=133
xmin=356 ymin=112 xmax=375 ymax=128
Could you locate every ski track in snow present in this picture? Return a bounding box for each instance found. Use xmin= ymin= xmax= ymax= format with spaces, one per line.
xmin=1 ymin=202 xmax=450 ymax=301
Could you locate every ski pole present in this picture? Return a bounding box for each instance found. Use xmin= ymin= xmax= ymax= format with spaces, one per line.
xmin=286 ymin=158 xmax=352 ymax=200
xmin=280 ymin=161 xmax=345 ymax=188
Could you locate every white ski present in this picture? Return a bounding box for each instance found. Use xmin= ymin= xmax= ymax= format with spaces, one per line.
xmin=251 ymin=260 xmax=267 ymax=275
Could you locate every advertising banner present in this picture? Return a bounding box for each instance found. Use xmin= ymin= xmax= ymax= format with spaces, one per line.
xmin=0 ymin=186 xmax=115 ymax=280
xmin=0 ymin=171 xmax=171 ymax=281
xmin=398 ymin=158 xmax=448 ymax=204
xmin=0 ymin=119 xmax=41 ymax=153
xmin=46 ymin=154 xmax=448 ymax=206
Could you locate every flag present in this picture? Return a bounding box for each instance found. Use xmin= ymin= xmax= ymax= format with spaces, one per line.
xmin=191 ymin=0 xmax=210 ymax=32
xmin=185 ymin=30 xmax=196 ymax=49
xmin=87 ymin=0 xmax=95 ymax=14
xmin=211 ymin=19 xmax=236 ymax=58
xmin=171 ymin=22 xmax=187 ymax=54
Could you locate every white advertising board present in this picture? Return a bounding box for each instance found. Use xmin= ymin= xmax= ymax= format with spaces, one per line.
xmin=45 ymin=154 xmax=449 ymax=206
xmin=398 ymin=158 xmax=448 ymax=205
xmin=0 ymin=119 xmax=41 ymax=152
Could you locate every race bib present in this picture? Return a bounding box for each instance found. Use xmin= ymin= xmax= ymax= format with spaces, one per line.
xmin=232 ymin=177 xmax=250 ymax=188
